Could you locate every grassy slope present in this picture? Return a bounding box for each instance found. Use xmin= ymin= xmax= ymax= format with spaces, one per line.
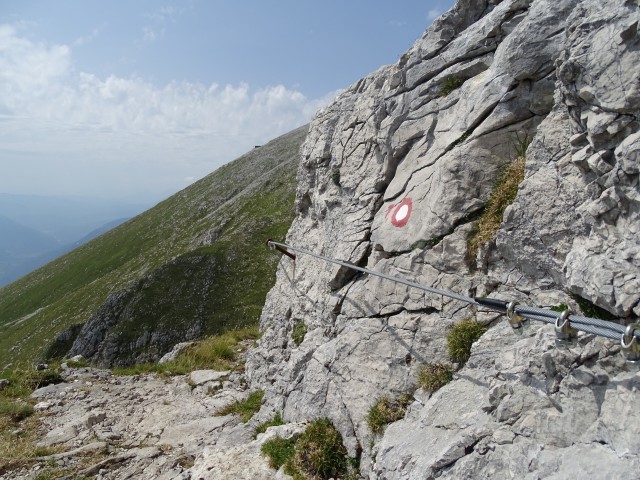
xmin=0 ymin=125 xmax=307 ymax=369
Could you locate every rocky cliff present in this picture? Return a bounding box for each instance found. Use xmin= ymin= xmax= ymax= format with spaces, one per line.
xmin=245 ymin=0 xmax=640 ymax=478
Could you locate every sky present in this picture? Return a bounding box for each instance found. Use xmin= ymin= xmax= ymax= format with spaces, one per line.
xmin=0 ymin=0 xmax=455 ymax=203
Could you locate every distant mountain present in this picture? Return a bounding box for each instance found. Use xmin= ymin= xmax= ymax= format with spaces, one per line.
xmin=0 ymin=125 xmax=306 ymax=368
xmin=0 ymin=214 xmax=61 ymax=285
xmin=0 ymin=193 xmax=149 ymax=244
xmin=0 ymin=217 xmax=130 ymax=288
xmin=0 ymin=214 xmax=59 ymax=256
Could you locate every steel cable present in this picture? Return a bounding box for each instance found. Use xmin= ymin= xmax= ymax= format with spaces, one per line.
xmin=267 ymin=240 xmax=638 ymax=343
xmin=268 ymin=240 xmax=477 ymax=305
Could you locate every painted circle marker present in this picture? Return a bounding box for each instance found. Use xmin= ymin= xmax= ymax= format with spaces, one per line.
xmin=391 ymin=198 xmax=412 ymax=227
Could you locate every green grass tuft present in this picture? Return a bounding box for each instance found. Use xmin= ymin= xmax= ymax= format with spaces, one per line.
xmin=550 ymin=304 xmax=569 ymax=313
xmin=0 ymin=364 xmax=66 ymax=475
xmin=261 ymin=419 xmax=355 ymax=480
xmin=466 ymin=157 xmax=525 ymax=266
xmin=0 ymin=399 xmax=34 ymax=422
xmin=511 ymin=131 xmax=531 ymax=158
xmin=447 ymin=319 xmax=487 ymax=364
xmin=292 ymin=419 xmax=349 ymax=480
xmin=216 ymin=390 xmax=264 ymax=423
xmin=418 ymin=363 xmax=453 ymax=391
xmin=291 ymin=321 xmax=307 ymax=347
xmin=367 ymin=394 xmax=413 ymax=435
xmin=113 ymin=325 xmax=259 ymax=376
xmin=261 ymin=435 xmax=297 ymax=470
xmin=255 ymin=413 xmax=285 ymax=437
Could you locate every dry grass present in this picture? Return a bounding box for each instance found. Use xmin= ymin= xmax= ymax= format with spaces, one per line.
xmin=418 ymin=363 xmax=453 ymax=391
xmin=367 ymin=394 xmax=413 ymax=435
xmin=467 ymin=157 xmax=525 ymax=264
xmin=113 ymin=325 xmax=260 ymax=376
xmin=0 ymin=415 xmax=60 ymax=475
xmin=447 ymin=319 xmax=488 ymax=364
xmin=0 ymin=364 xmax=67 ymax=476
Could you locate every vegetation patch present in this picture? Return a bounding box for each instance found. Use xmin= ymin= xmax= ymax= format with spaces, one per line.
xmin=0 ymin=399 xmax=34 ymax=422
xmin=261 ymin=435 xmax=297 ymax=471
xmin=291 ymin=321 xmax=308 ymax=347
xmin=511 ymin=131 xmax=531 ymax=158
xmin=367 ymin=394 xmax=413 ymax=435
xmin=466 ymin=157 xmax=526 ymax=266
xmin=292 ymin=419 xmax=350 ymax=479
xmin=113 ymin=325 xmax=259 ymax=376
xmin=447 ymin=319 xmax=488 ymax=364
xmin=440 ymin=76 xmax=463 ymax=96
xmin=550 ymin=304 xmax=569 ymax=313
xmin=255 ymin=412 xmax=285 ymax=437
xmin=0 ymin=364 xmax=65 ymax=475
xmin=418 ymin=362 xmax=453 ymax=391
xmin=215 ymin=390 xmax=264 ymax=423
xmin=261 ymin=419 xmax=355 ymax=480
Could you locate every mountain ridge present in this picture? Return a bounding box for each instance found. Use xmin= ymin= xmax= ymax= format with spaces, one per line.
xmin=0 ymin=125 xmax=307 ymax=369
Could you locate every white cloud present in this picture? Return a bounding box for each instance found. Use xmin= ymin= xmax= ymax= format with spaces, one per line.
xmin=72 ymin=26 xmax=102 ymax=47
xmin=141 ymin=26 xmax=160 ymax=43
xmin=427 ymin=9 xmax=441 ymax=20
xmin=0 ymin=25 xmax=336 ymax=200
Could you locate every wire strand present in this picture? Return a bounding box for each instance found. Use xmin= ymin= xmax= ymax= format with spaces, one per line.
xmin=268 ymin=241 xmax=638 ymax=342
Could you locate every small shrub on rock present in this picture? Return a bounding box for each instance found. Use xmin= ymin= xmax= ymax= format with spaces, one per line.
xmin=447 ymin=319 xmax=487 ymax=364
xmin=418 ymin=363 xmax=453 ymax=391
xmin=261 ymin=418 xmax=353 ymax=479
xmin=367 ymin=394 xmax=413 ymax=435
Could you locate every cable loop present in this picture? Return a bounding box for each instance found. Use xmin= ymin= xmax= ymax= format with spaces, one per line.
xmin=507 ymin=302 xmax=525 ymax=329
xmin=555 ymin=309 xmax=578 ymax=347
xmin=621 ymin=323 xmax=640 ymax=365
xmin=621 ymin=323 xmax=638 ymax=349
xmin=555 ymin=310 xmax=571 ymax=330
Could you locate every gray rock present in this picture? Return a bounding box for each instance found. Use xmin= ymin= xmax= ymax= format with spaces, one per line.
xmin=246 ymin=0 xmax=640 ymax=478
xmin=84 ymin=410 xmax=107 ymax=428
xmin=158 ymin=342 xmax=194 ymax=364
xmin=189 ymin=370 xmax=230 ymax=386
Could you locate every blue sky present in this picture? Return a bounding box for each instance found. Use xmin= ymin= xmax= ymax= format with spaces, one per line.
xmin=0 ymin=0 xmax=455 ymax=202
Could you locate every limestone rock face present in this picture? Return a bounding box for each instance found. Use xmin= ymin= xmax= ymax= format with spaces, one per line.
xmin=247 ymin=0 xmax=640 ymax=478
